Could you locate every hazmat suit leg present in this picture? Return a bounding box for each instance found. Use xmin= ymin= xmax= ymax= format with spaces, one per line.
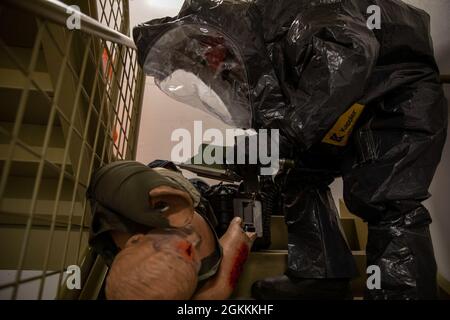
xmin=252 ymin=171 xmax=358 ymax=300
xmin=342 ymin=77 xmax=448 ymax=299
xmin=342 ymin=130 xmax=446 ymax=299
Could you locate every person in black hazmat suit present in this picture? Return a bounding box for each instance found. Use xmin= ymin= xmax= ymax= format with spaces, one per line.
xmin=133 ymin=0 xmax=448 ymax=300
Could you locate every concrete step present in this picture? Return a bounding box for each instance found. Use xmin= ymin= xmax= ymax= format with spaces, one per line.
xmin=232 ymin=249 xmax=367 ymax=299
xmin=0 ymin=88 xmax=58 ymax=126
xmin=0 ymin=143 xmax=74 ymax=180
xmin=0 ymin=175 xmax=88 ymax=229
xmin=0 ymin=122 xmax=65 ymax=148
xmin=0 ymin=161 xmax=73 ymax=180
xmin=0 ymin=212 xmax=89 ymax=230
xmin=0 ymin=197 xmax=84 ymax=218
xmin=0 ymin=37 xmax=51 ymax=93
xmin=0 ymin=144 xmax=71 ymax=165
xmin=0 ymin=46 xmax=48 ymax=72
xmin=0 ymin=226 xmax=88 ymax=270
xmin=0 ymin=68 xmax=53 ymax=92
xmin=0 ymin=141 xmax=74 ymax=180
xmin=3 ymin=176 xmax=78 ymax=201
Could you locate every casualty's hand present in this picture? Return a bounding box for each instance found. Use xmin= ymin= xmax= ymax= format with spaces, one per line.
xmin=192 ymin=217 xmax=256 ymax=300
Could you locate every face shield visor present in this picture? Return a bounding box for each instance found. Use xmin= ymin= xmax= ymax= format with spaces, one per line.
xmin=142 ymin=25 xmax=252 ymax=128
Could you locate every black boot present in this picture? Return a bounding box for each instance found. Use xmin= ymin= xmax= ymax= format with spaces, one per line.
xmin=251 ymin=275 xmax=353 ymax=300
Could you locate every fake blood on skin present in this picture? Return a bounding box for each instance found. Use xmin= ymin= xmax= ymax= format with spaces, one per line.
xmin=177 ymin=240 xmax=194 ymax=262
xmin=229 ymin=243 xmax=249 ymax=289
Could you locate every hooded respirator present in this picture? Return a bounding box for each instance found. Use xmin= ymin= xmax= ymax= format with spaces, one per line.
xmin=140 ymin=24 xmax=252 ymax=128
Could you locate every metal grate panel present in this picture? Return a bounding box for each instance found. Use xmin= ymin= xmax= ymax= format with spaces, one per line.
xmin=0 ymin=0 xmax=144 ymax=300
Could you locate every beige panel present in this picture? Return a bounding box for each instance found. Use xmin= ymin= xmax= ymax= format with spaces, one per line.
xmin=269 ymin=216 xmax=287 ymax=251
xmin=339 ymin=199 xmax=368 ymax=250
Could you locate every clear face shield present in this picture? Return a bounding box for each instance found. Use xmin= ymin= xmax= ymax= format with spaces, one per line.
xmin=143 ymin=25 xmax=252 ymax=128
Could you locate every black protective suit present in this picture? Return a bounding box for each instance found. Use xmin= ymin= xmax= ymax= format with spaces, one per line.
xmin=133 ymin=0 xmax=448 ymax=299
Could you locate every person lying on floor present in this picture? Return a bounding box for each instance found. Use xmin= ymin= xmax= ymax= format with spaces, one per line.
xmin=87 ymin=161 xmax=255 ymax=300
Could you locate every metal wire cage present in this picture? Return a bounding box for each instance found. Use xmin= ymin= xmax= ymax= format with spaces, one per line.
xmin=0 ymin=0 xmax=145 ymax=299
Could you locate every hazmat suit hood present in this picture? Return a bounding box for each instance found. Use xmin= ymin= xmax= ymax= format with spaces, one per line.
xmin=133 ymin=0 xmax=281 ymax=130
xmin=133 ymin=0 xmax=381 ymax=150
